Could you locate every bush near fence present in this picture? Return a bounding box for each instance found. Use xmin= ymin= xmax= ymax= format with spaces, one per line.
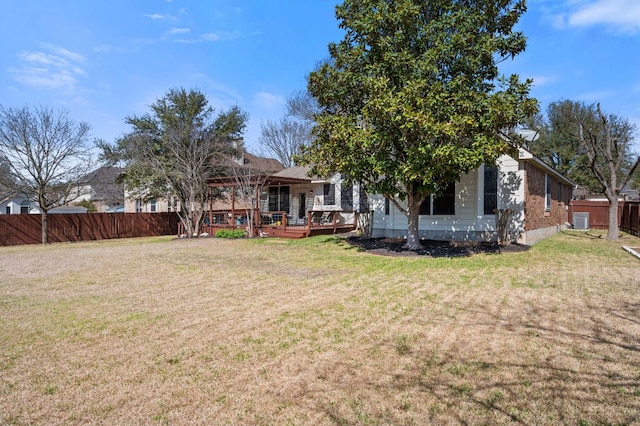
xmin=0 ymin=213 xmax=180 ymax=246
xmin=569 ymin=200 xmax=640 ymax=236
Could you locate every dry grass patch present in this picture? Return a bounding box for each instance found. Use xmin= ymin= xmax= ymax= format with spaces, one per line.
xmin=0 ymin=232 xmax=639 ymax=425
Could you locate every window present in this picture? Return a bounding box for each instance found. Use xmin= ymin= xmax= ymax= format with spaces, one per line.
xmin=558 ymin=182 xmax=562 ymax=204
xmin=419 ymin=182 xmax=456 ymax=215
xmin=150 ymin=199 xmax=157 ymax=213
xmin=341 ymin=183 xmax=353 ymax=210
xmin=20 ymin=200 xmax=31 ymax=214
xmin=483 ymin=165 xmax=498 ymax=215
xmin=135 ymin=199 xmax=142 ymax=213
xmin=384 ymin=197 xmax=390 ymax=215
xmin=433 ymin=182 xmax=455 ymax=215
xmin=280 ymin=187 xmax=290 ymax=213
xmin=323 ymin=183 xmax=335 ymax=205
xmin=268 ymin=186 xmax=290 ymax=213
xmin=5 ymin=206 xmax=10 ymax=214
xmin=419 ymin=196 xmax=431 ymax=215
xmin=545 ymin=174 xmax=551 ymax=210
xmin=268 ymin=187 xmax=278 ymax=211
xmin=298 ymin=193 xmax=306 ymax=219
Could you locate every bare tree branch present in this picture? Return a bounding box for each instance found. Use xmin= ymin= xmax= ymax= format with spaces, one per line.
xmin=0 ymin=105 xmax=94 ymax=243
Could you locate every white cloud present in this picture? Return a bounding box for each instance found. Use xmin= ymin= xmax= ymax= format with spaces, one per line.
xmin=529 ymin=75 xmax=557 ymax=87
xmin=168 ymin=27 xmax=190 ymax=35
xmin=252 ymin=91 xmax=285 ymax=111
xmin=554 ymin=0 xmax=640 ymax=34
xmin=201 ymin=33 xmax=221 ymax=42
xmin=48 ymin=45 xmax=86 ymax=63
xmin=145 ymin=13 xmax=165 ymax=20
xmin=174 ymin=31 xmax=242 ymax=44
xmin=93 ymin=44 xmax=112 ymax=52
xmin=574 ymin=90 xmax=616 ymax=102
xmin=201 ymin=31 xmax=240 ymax=42
xmin=9 ymin=45 xmax=87 ymax=93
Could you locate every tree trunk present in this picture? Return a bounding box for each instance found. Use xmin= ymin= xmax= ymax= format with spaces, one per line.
xmin=404 ymin=194 xmax=422 ymax=250
xmin=606 ymin=196 xmax=619 ymax=240
xmin=41 ymin=211 xmax=48 ymax=245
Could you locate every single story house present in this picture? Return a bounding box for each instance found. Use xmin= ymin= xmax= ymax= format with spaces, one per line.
xmin=255 ymin=146 xmax=574 ymax=245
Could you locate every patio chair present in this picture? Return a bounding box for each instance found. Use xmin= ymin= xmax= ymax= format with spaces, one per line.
xmin=319 ymin=212 xmax=333 ymax=225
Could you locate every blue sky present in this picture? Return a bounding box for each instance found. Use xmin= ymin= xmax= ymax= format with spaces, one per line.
xmin=1 ymin=0 xmax=639 ymax=154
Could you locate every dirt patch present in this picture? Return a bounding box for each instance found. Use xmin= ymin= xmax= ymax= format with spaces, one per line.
xmin=344 ymin=236 xmax=529 ymax=257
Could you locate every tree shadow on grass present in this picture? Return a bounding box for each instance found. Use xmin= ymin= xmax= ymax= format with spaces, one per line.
xmin=309 ymin=297 xmax=639 ymax=425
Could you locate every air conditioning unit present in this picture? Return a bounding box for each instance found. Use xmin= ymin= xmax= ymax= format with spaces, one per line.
xmin=573 ymin=212 xmax=589 ymax=230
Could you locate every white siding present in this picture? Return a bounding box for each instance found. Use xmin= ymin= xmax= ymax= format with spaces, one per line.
xmin=371 ymin=153 xmax=526 ymax=242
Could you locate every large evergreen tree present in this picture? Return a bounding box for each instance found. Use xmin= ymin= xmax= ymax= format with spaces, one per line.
xmin=528 ymin=100 xmax=600 ymax=191
xmin=100 ymin=88 xmax=247 ymax=237
xmin=299 ymin=0 xmax=537 ymax=248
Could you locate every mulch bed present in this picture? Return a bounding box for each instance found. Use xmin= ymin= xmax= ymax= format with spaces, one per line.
xmin=344 ymin=236 xmax=529 ymax=258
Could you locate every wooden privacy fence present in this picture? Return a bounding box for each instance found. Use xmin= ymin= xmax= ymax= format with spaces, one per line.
xmin=0 ymin=213 xmax=180 ymax=246
xmin=569 ymin=200 xmax=640 ymax=236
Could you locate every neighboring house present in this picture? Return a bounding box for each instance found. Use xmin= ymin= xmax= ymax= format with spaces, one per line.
xmin=369 ymin=147 xmax=575 ymax=245
xmin=573 ymin=184 xmax=639 ymax=202
xmin=0 ymin=192 xmax=36 ymax=214
xmin=125 ymin=197 xmax=171 ymax=213
xmin=621 ymin=185 xmax=640 ymax=201
xmin=70 ymin=166 xmax=125 ymax=212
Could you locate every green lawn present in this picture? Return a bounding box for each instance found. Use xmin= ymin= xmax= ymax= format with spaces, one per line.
xmin=0 ymin=231 xmax=639 ymax=425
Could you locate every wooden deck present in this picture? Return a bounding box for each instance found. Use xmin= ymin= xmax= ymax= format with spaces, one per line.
xmin=201 ymin=222 xmax=356 ymax=239
xmin=197 ymin=210 xmax=359 ymax=239
xmin=258 ymin=223 xmax=356 ymax=239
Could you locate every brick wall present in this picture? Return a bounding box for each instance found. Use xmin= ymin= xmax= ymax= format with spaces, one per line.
xmin=524 ymin=162 xmax=572 ymax=231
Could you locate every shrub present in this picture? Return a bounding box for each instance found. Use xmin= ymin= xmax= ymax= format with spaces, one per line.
xmin=215 ymin=229 xmax=246 ymax=239
xmin=74 ymin=199 xmax=97 ymax=213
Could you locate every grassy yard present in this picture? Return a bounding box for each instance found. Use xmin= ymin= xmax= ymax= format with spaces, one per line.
xmin=0 ymin=231 xmax=639 ymax=425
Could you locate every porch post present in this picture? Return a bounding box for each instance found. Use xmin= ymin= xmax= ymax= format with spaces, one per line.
xmin=254 ymin=196 xmax=259 ymax=230
xmin=208 ymin=185 xmax=213 ymax=233
xmin=332 ymin=211 xmax=337 ymax=233
xmin=231 ymin=189 xmax=235 ymax=227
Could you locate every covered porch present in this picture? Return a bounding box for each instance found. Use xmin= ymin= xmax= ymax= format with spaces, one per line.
xmin=201 ymin=172 xmax=357 ymax=239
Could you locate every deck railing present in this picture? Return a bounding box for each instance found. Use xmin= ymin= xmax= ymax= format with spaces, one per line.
xmin=198 ymin=209 xmax=358 ymax=238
